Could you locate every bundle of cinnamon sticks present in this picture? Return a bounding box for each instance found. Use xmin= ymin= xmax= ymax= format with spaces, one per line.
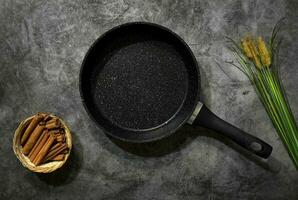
xmin=21 ymin=113 xmax=69 ymax=166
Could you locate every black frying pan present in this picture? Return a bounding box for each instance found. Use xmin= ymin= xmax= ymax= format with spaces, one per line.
xmin=79 ymin=22 xmax=272 ymax=158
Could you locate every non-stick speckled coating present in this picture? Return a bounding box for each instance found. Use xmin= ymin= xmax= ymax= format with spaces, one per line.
xmin=93 ymin=41 xmax=188 ymax=130
xmin=80 ymin=22 xmax=200 ymax=142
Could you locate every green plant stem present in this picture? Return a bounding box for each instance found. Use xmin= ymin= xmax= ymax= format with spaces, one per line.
xmin=229 ymin=23 xmax=298 ymax=168
xmin=256 ymin=68 xmax=298 ymax=168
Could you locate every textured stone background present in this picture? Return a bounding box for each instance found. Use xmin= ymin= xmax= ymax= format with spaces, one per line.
xmin=0 ymin=0 xmax=297 ymax=199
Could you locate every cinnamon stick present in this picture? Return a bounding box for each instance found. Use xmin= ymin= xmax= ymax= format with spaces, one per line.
xmin=45 ymin=142 xmax=66 ymax=159
xmin=44 ymin=115 xmax=52 ymax=122
xmin=22 ymin=121 xmax=45 ymax=155
xmin=46 ymin=118 xmax=56 ymax=125
xmin=45 ymin=120 xmax=60 ymax=130
xmin=49 ymin=142 xmax=62 ymax=152
xmin=61 ymin=149 xmax=68 ymax=154
xmin=28 ymin=129 xmax=46 ymax=158
xmin=28 ymin=130 xmax=49 ymax=162
xmin=45 ymin=143 xmax=68 ymax=161
xmin=50 ymin=154 xmax=65 ymax=161
xmin=56 ymin=134 xmax=65 ymax=142
xmin=21 ymin=113 xmax=44 ymax=145
xmin=48 ymin=129 xmax=60 ymax=135
xmin=33 ymin=134 xmax=55 ymax=166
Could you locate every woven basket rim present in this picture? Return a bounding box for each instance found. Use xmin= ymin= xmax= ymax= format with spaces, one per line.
xmin=13 ymin=113 xmax=72 ymax=173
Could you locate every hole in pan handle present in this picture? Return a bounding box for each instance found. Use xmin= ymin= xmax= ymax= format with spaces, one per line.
xmin=188 ymin=102 xmax=273 ymax=158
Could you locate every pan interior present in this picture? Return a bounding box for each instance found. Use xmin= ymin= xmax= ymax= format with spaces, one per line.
xmin=81 ymin=24 xmax=199 ymax=133
xmin=93 ymin=40 xmax=188 ymax=130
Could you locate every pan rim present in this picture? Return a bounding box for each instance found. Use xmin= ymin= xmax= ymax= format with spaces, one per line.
xmin=79 ymin=21 xmax=201 ymax=143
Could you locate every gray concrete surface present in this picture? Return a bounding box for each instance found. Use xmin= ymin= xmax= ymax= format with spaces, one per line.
xmin=0 ymin=0 xmax=297 ymax=199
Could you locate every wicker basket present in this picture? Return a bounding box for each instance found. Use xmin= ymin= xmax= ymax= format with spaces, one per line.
xmin=13 ymin=114 xmax=72 ymax=173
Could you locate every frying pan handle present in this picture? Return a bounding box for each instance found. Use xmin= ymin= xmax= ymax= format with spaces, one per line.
xmin=190 ymin=103 xmax=272 ymax=158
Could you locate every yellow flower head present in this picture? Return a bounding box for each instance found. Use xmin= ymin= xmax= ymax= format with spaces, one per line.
xmin=257 ymin=37 xmax=271 ymax=67
xmin=241 ymin=36 xmax=262 ymax=69
xmin=241 ymin=38 xmax=253 ymax=58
